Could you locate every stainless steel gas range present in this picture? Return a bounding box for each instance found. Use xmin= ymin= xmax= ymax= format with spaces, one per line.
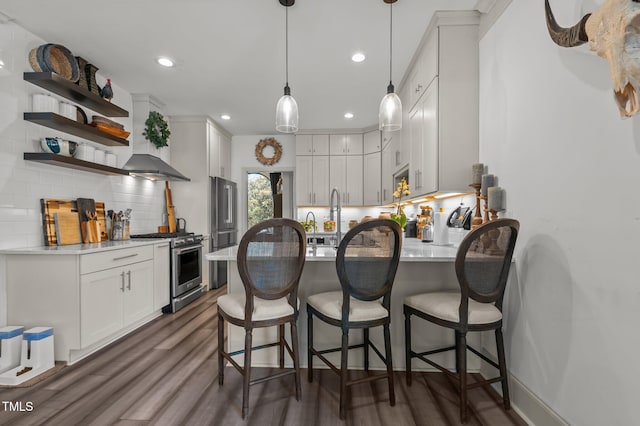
xmin=131 ymin=232 xmax=204 ymax=313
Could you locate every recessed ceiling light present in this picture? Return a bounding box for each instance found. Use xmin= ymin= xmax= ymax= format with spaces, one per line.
xmin=0 ymin=60 xmax=4 ymax=69
xmin=344 ymin=112 xmax=354 ymax=119
xmin=351 ymin=53 xmax=366 ymax=63
xmin=221 ymin=114 xmax=231 ymax=120
xmin=156 ymin=57 xmax=175 ymax=67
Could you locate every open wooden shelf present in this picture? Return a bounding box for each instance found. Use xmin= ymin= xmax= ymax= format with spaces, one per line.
xmin=24 ymin=112 xmax=129 ymax=147
xmin=24 ymin=153 xmax=129 ymax=176
xmin=24 ymin=72 xmax=128 ymax=117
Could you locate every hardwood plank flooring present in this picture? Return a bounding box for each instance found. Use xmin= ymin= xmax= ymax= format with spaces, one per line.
xmin=0 ymin=287 xmax=528 ymax=426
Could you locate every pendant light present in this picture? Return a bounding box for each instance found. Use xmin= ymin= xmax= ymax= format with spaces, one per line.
xmin=379 ymin=0 xmax=402 ymax=132
xmin=275 ymin=0 xmax=299 ymax=133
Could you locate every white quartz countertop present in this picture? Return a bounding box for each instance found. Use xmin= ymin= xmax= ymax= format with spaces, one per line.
xmin=206 ymin=238 xmax=459 ymax=262
xmin=0 ymin=238 xmax=170 ymax=255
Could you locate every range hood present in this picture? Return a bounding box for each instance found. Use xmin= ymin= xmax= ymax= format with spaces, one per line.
xmin=125 ymin=94 xmax=190 ymax=181
xmin=122 ymin=154 xmax=190 ymax=181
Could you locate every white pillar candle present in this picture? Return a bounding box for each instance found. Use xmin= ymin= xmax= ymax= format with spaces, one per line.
xmin=481 ymin=174 xmax=495 ymax=197
xmin=471 ymin=163 xmax=484 ymax=185
xmin=487 ymin=186 xmax=503 ymax=211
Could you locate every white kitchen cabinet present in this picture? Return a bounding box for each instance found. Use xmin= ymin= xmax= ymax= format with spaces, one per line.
xmin=153 ymin=242 xmax=170 ymax=311
xmin=329 ymin=134 xmax=363 ymax=155
xmin=410 ymin=80 xmax=439 ymax=195
xmin=5 ymin=243 xmax=162 ymax=364
xmin=296 ymin=154 xmax=330 ymax=206
xmin=381 ymin=139 xmax=394 ymax=205
xmin=296 ymin=134 xmax=329 ymax=155
xmin=218 ymin=133 xmax=231 ymax=178
xmin=363 ymin=151 xmax=382 ymax=206
xmin=329 ymin=155 xmax=363 ymax=206
xmin=81 ymin=259 xmax=153 ymax=347
xmin=364 ymin=130 xmax=381 ymax=154
xmin=405 ymin=11 xmax=479 ymax=197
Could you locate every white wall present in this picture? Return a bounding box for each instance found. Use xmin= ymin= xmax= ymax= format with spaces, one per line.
xmin=480 ymin=2 xmax=640 ymax=425
xmin=0 ymin=22 xmax=167 ymax=325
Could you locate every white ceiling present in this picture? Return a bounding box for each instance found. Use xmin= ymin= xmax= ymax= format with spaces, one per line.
xmin=0 ymin=0 xmax=479 ymax=135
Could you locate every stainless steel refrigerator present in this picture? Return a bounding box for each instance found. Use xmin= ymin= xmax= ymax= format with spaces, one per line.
xmin=210 ymin=176 xmax=238 ymax=289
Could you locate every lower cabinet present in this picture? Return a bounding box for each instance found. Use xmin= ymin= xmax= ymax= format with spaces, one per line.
xmin=81 ymin=260 xmax=154 ymax=348
xmin=5 ymin=243 xmax=165 ymax=364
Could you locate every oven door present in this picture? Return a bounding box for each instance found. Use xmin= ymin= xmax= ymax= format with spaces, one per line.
xmin=171 ymin=244 xmax=203 ymax=298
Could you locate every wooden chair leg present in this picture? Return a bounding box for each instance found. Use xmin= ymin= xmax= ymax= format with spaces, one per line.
xmin=278 ymin=324 xmax=285 ymax=369
xmin=218 ymin=313 xmax=224 ymax=386
xmin=339 ymin=330 xmax=349 ymax=420
xmin=404 ymin=311 xmax=412 ymax=386
xmin=496 ymin=328 xmax=511 ymax=410
xmin=456 ymin=331 xmax=468 ymax=424
xmin=384 ymin=323 xmax=395 ymax=406
xmin=291 ymin=320 xmax=301 ymax=401
xmin=363 ymin=327 xmax=370 ymax=371
xmin=307 ymin=310 xmax=314 ymax=383
xmin=242 ymin=328 xmax=253 ymax=419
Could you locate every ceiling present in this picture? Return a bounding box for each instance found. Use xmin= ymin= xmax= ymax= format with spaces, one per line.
xmin=0 ymin=0 xmax=480 ymax=135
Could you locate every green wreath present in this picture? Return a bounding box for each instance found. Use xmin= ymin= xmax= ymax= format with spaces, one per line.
xmin=142 ymin=111 xmax=170 ymax=149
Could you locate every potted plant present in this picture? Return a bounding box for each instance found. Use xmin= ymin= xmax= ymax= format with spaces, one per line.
xmin=391 ymin=177 xmax=410 ymax=231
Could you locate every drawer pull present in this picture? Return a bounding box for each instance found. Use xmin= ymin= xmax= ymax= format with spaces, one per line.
xmin=120 ymin=271 xmax=125 ymax=292
xmin=112 ymin=253 xmax=138 ymax=261
xmin=127 ymin=270 xmax=132 ymax=290
xmin=156 ymin=244 xmax=170 ymax=248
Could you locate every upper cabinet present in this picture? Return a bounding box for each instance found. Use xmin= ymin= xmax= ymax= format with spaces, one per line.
xmin=329 ymin=134 xmax=363 ymax=155
xmin=405 ymin=11 xmax=480 ymax=197
xmin=363 ymin=130 xmax=381 ymax=154
xmin=297 ymin=134 xmax=329 ymax=155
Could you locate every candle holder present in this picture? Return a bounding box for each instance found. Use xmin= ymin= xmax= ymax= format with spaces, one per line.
xmin=481 ymin=196 xmax=490 ymax=224
xmin=469 ymin=183 xmax=483 ymax=229
xmin=485 ymin=209 xmax=503 ymax=255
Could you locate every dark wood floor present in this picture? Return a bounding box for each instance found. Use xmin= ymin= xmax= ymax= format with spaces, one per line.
xmin=0 ymin=287 xmax=527 ymax=426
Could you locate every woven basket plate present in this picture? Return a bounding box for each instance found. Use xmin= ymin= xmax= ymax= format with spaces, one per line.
xmin=43 ymin=44 xmax=79 ymax=82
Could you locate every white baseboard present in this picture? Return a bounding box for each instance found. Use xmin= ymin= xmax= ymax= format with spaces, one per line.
xmin=480 ymin=363 xmax=568 ymax=426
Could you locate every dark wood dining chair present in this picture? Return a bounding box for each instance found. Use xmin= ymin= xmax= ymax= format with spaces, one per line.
xmin=403 ymin=218 xmax=520 ymax=423
xmin=307 ymin=219 xmax=402 ymax=419
xmin=217 ymin=218 xmax=306 ymax=419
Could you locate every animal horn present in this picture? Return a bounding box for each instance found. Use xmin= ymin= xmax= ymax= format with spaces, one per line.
xmin=545 ymin=0 xmax=591 ymax=47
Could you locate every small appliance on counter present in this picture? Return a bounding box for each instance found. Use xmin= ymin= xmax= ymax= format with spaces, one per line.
xmin=447 ymin=203 xmax=472 ymax=230
xmin=404 ymin=219 xmax=417 ymax=238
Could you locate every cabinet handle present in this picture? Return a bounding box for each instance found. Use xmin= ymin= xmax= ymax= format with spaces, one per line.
xmin=113 ymin=253 xmax=138 ymax=261
xmin=156 ymin=244 xmax=170 ymax=248
xmin=383 ymin=189 xmax=387 ymax=200
xmin=395 ymin=150 xmax=400 ymax=166
xmin=127 ymin=270 xmax=132 ymax=290
xmin=221 ymin=167 xmax=225 ymax=177
xmin=313 ymin=193 xmax=316 ymax=204
xmin=120 ymin=271 xmax=125 ymax=292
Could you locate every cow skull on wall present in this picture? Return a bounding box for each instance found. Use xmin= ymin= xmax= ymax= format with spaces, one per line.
xmin=545 ymin=0 xmax=640 ymax=117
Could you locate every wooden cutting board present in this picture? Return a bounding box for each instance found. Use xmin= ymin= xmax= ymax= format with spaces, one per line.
xmin=54 ymin=212 xmax=82 ymax=245
xmin=41 ymin=198 xmax=109 ymax=245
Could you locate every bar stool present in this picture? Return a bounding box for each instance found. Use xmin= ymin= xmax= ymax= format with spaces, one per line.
xmin=403 ymin=218 xmax=520 ymax=423
xmin=217 ymin=218 xmax=306 ymax=419
xmin=307 ymin=219 xmax=402 ymax=419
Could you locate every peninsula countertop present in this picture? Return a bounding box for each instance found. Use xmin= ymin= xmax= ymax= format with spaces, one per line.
xmin=206 ymin=237 xmax=460 ymax=262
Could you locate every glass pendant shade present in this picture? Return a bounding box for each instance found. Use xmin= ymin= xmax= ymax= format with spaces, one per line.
xmin=379 ymin=84 xmax=402 ymax=131
xmin=275 ymin=84 xmax=299 ymax=133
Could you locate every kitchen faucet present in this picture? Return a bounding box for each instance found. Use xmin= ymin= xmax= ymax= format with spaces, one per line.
xmin=305 ymin=211 xmax=317 ymax=252
xmin=330 ymin=188 xmax=341 ymax=247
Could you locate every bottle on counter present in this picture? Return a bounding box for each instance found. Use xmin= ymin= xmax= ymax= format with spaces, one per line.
xmin=433 ymin=207 xmax=449 ymax=245
xmin=421 ymin=207 xmax=434 ymax=243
